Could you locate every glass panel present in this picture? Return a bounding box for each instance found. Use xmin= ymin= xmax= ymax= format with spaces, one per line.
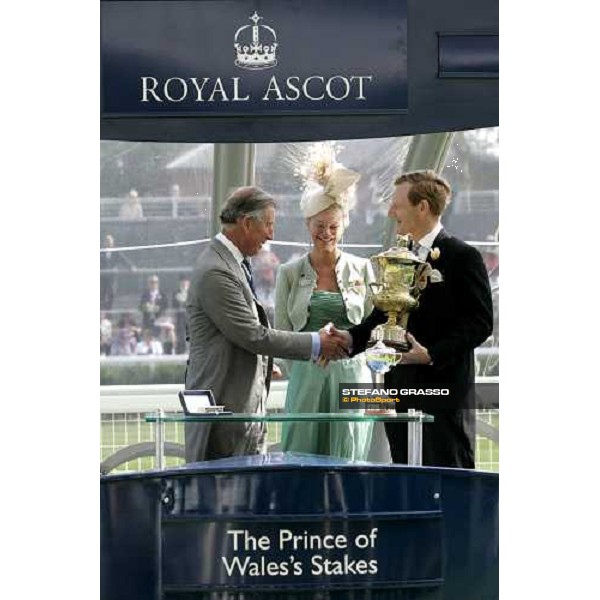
xmin=100 ymin=141 xmax=214 ymax=384
xmin=101 ymin=410 xmax=497 ymax=474
xmin=442 ymin=127 xmax=499 ymax=244
xmin=145 ymin=412 xmax=434 ymax=423
xmin=443 ymin=127 xmax=499 ymax=376
xmin=256 ymin=137 xmax=412 ymax=255
xmin=254 ymin=137 xmax=412 ymax=324
xmin=99 ymin=132 xmax=498 ymax=386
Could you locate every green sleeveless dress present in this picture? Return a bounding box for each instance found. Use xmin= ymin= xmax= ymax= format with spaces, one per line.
xmin=281 ymin=291 xmax=373 ymax=460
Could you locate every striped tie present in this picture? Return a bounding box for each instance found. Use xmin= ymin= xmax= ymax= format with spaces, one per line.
xmin=241 ymin=258 xmax=256 ymax=295
xmin=413 ymin=242 xmax=428 ymax=260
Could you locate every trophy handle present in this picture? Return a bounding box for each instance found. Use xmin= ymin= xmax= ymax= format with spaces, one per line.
xmin=409 ymin=284 xmax=423 ymax=303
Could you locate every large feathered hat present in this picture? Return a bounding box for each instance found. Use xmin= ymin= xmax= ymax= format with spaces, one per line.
xmin=295 ymin=142 xmax=360 ymax=225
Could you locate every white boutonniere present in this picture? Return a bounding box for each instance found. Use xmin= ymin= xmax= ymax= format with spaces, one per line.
xmin=428 ymin=248 xmax=442 ymax=283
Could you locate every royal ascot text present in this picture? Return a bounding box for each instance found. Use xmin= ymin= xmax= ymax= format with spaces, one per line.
xmin=140 ymin=75 xmax=374 ymax=103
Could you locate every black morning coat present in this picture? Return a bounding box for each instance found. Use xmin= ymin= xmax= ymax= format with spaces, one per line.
xmin=349 ymin=229 xmax=494 ymax=468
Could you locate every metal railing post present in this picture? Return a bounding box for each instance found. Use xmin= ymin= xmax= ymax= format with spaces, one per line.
xmin=154 ymin=408 xmax=165 ymax=470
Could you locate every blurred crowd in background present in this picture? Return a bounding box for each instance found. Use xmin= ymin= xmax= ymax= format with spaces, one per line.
xmin=100 ymin=268 xmax=190 ymax=357
xmin=100 ymin=134 xmax=500 ymax=359
xmin=100 ymin=225 xmax=287 ymax=356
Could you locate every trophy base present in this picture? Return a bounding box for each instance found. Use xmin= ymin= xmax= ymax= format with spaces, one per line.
xmin=369 ymin=324 xmax=411 ymax=353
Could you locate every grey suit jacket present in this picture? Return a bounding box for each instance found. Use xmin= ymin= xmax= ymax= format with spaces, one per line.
xmin=185 ymin=237 xmax=313 ymax=461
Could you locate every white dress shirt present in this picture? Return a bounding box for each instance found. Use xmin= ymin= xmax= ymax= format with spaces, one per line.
xmin=416 ymin=221 xmax=443 ymax=260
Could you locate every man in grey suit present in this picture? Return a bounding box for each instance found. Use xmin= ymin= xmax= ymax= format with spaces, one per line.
xmin=185 ymin=186 xmax=349 ymax=461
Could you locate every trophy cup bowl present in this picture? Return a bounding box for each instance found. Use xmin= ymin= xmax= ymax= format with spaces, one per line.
xmin=368 ymin=234 xmax=427 ymax=353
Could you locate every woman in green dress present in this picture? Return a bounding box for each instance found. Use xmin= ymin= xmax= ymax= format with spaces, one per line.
xmin=274 ymin=152 xmax=375 ymax=460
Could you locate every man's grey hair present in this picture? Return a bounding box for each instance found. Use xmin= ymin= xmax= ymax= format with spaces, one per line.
xmin=219 ymin=186 xmax=277 ymax=226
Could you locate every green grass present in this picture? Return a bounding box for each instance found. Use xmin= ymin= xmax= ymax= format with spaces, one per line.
xmin=476 ymin=411 xmax=499 ymax=472
xmin=101 ymin=413 xmax=499 ymax=473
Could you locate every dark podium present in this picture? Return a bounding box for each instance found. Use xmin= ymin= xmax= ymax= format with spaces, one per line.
xmin=101 ymin=453 xmax=498 ymax=599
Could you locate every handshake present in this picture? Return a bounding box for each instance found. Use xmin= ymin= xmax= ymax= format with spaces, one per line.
xmin=317 ymin=322 xmax=353 ymax=363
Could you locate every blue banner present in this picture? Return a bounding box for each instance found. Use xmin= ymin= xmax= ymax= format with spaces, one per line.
xmin=101 ymin=454 xmax=499 ymax=599
xmin=101 ymin=0 xmax=408 ymax=117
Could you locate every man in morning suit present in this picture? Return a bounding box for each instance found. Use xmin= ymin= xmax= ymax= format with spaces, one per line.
xmin=185 ymin=186 xmax=350 ymax=462
xmin=334 ymin=170 xmax=493 ymax=468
